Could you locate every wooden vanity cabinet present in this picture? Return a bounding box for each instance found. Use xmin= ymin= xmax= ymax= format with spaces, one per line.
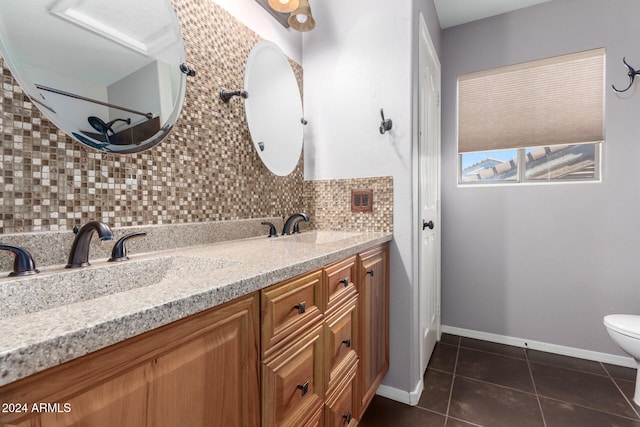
xmin=259 ymin=244 xmax=389 ymax=426
xmin=356 ymin=243 xmax=390 ymax=418
xmin=0 ymin=293 xmax=261 ymax=427
xmin=1 ymin=242 xmax=390 ymax=427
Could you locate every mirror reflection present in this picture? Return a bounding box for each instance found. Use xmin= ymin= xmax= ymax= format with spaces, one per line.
xmin=244 ymin=40 xmax=303 ymax=176
xmin=0 ymin=0 xmax=189 ymax=154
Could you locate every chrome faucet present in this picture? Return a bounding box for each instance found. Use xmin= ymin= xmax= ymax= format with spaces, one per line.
xmin=66 ymin=221 xmax=114 ymax=268
xmin=282 ymin=213 xmax=309 ymax=235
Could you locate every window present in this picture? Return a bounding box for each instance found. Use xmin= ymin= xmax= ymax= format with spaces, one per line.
xmin=460 ymin=144 xmax=600 ymax=184
xmin=457 ymin=48 xmax=605 ymax=185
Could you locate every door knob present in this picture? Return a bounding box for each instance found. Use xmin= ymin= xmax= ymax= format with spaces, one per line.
xmin=422 ymin=220 xmax=434 ymax=230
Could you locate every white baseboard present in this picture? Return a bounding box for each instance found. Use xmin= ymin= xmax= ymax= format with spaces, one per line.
xmin=441 ymin=325 xmax=636 ymax=368
xmin=376 ymin=379 xmax=424 ymax=406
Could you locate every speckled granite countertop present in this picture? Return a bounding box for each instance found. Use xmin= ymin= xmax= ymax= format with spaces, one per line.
xmin=0 ymin=230 xmax=392 ymax=387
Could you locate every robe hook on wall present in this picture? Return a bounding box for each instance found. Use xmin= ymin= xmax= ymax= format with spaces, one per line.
xmin=612 ymin=57 xmax=640 ymax=93
xmin=379 ymin=108 xmax=392 ymax=134
xmin=220 ymin=89 xmax=249 ymax=103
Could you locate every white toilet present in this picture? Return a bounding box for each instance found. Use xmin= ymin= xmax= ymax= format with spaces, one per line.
xmin=604 ymin=314 xmax=640 ymax=405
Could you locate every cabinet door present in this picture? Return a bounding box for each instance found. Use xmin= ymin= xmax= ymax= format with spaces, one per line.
xmin=356 ymin=244 xmax=389 ymax=417
xmin=0 ymin=293 xmax=260 ymax=427
xmin=13 ymin=366 xmax=149 ymax=427
xmin=147 ymin=294 xmax=261 ymax=427
xmin=262 ymin=324 xmax=324 ymax=427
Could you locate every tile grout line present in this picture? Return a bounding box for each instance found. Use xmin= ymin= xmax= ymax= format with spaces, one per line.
xmin=527 ymin=359 xmax=613 ymax=379
xmin=458 ymin=344 xmax=528 ymax=362
xmin=538 ymin=394 xmax=640 ymax=422
xmin=452 ymin=373 xmax=540 ymax=398
xmin=524 ymin=347 xmax=548 ymax=427
xmin=443 ymin=336 xmax=461 ymax=426
xmin=599 ymin=361 xmax=640 ymax=420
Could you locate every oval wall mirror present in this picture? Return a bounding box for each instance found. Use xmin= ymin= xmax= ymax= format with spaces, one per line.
xmin=0 ymin=0 xmax=189 ymax=154
xmin=244 ymin=40 xmax=303 ymax=176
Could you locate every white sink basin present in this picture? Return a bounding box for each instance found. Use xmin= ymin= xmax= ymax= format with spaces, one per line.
xmin=0 ymin=255 xmax=238 ymax=320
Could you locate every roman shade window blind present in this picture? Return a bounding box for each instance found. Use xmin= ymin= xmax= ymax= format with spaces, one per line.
xmin=457 ymin=48 xmax=605 ymax=154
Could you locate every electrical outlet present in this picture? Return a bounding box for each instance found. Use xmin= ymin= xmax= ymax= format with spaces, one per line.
xmin=351 ymin=189 xmax=373 ymax=212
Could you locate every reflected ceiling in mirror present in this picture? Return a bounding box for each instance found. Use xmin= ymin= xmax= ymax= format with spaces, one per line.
xmin=0 ymin=0 xmax=189 ymax=154
xmin=244 ymin=40 xmax=303 ymax=176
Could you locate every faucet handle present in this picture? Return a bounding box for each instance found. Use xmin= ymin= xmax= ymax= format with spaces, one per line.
xmin=261 ymin=222 xmax=278 ymax=238
xmin=109 ymin=232 xmax=147 ymax=262
xmin=0 ymin=244 xmax=39 ymax=276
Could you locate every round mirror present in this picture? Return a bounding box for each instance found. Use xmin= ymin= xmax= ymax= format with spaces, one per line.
xmin=244 ymin=40 xmax=303 ymax=176
xmin=0 ymin=0 xmax=188 ymax=154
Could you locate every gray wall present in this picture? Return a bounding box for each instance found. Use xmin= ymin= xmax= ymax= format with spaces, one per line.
xmin=441 ymin=0 xmax=640 ymax=356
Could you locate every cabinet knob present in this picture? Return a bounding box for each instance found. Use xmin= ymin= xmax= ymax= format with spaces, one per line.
xmin=366 ymin=269 xmax=374 ymax=277
xmin=342 ymin=338 xmax=351 ymax=348
xmin=294 ymin=302 xmax=306 ymax=314
xmin=339 ymin=278 xmax=349 ymax=287
xmin=342 ymin=413 xmax=352 ymax=424
xmin=296 ymin=381 xmax=309 ymax=396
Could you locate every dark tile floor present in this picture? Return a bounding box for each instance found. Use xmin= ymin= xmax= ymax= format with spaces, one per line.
xmin=359 ymin=334 xmax=640 ymax=427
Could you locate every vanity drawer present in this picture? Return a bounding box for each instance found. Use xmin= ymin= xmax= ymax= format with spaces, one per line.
xmin=262 ymin=324 xmax=324 ymax=427
xmin=261 ymin=269 xmax=324 ymax=357
xmin=324 ymin=296 xmax=358 ymax=394
xmin=325 ymin=361 xmax=358 ymax=427
xmin=324 ymin=256 xmax=357 ymax=314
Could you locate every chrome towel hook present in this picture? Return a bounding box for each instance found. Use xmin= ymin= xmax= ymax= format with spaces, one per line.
xmin=379 ymin=108 xmax=392 ymax=134
xmin=612 ymin=57 xmax=640 ymax=93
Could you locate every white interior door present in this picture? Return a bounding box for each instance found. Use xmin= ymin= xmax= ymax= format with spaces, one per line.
xmin=418 ymin=13 xmax=441 ymax=376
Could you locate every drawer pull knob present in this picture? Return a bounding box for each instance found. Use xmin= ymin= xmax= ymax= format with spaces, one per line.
xmin=294 ymin=302 xmax=306 ymax=314
xmin=366 ymin=269 xmax=374 ymax=276
xmin=296 ymin=381 xmax=309 ymax=396
xmin=342 ymin=338 xmax=351 ymax=348
xmin=339 ymin=278 xmax=349 ymax=287
xmin=342 ymin=413 xmax=352 ymax=424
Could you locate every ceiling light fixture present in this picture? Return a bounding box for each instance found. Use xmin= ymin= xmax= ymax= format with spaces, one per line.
xmin=268 ymin=0 xmax=299 ymax=14
xmin=288 ymin=0 xmax=315 ymax=32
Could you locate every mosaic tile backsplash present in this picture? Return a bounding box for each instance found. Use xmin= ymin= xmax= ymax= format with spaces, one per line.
xmin=0 ymin=0 xmax=304 ymax=235
xmin=303 ymin=177 xmax=393 ymax=233
xmin=0 ymin=2 xmax=394 ymax=272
